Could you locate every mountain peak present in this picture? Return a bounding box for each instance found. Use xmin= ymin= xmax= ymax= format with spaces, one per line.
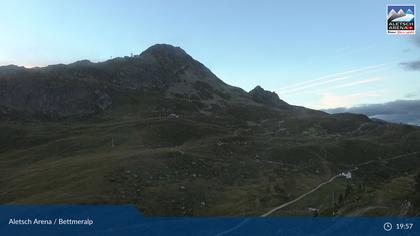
xmin=141 ymin=44 xmax=189 ymax=59
xmin=251 ymin=85 xmax=265 ymax=92
xmin=249 ymin=86 xmax=289 ymax=108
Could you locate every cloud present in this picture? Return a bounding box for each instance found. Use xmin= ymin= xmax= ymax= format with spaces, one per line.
xmin=400 ymin=60 xmax=420 ymax=71
xmin=399 ymin=35 xmax=420 ymax=70
xmin=277 ymin=64 xmax=387 ymax=94
xmin=323 ymin=100 xmax=420 ymax=126
xmin=413 ymin=34 xmax=420 ymax=47
xmin=293 ymin=78 xmax=386 ymax=109
xmin=405 ymin=90 xmax=420 ymax=98
xmin=324 ymin=77 xmax=384 ymax=90
xmin=313 ymin=92 xmax=382 ymax=109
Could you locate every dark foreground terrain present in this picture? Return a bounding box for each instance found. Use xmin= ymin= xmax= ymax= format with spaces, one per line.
xmin=1 ymin=44 xmax=420 ymax=216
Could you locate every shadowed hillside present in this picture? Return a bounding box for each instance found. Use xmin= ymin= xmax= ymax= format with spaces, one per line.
xmin=1 ymin=44 xmax=420 ymax=216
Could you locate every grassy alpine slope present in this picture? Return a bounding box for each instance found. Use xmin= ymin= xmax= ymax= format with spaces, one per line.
xmin=0 ymin=44 xmax=419 ymax=216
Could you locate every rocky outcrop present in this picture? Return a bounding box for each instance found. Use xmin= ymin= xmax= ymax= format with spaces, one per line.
xmin=0 ymin=75 xmax=112 ymax=119
xmin=249 ymin=86 xmax=289 ymax=108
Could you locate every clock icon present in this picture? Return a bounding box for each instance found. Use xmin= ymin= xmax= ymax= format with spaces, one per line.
xmin=384 ymin=222 xmax=393 ymax=232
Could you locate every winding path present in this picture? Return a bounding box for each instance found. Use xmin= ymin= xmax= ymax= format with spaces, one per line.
xmin=215 ymin=151 xmax=420 ymax=235
xmin=261 ymin=151 xmax=420 ymax=217
xmin=261 ymin=167 xmax=358 ymax=217
xmin=261 ymin=174 xmax=339 ymax=217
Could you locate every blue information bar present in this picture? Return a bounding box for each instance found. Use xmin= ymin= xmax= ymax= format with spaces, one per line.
xmin=0 ymin=205 xmax=418 ymax=236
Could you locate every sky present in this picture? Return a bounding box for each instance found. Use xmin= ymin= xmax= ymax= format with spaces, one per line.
xmin=1 ymin=0 xmax=419 ymax=109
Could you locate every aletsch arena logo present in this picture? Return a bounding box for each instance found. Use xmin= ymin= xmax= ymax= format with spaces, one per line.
xmin=387 ymin=4 xmax=416 ymax=34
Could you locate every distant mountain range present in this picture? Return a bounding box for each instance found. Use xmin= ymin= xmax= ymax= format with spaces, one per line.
xmin=324 ymin=100 xmax=420 ymax=126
